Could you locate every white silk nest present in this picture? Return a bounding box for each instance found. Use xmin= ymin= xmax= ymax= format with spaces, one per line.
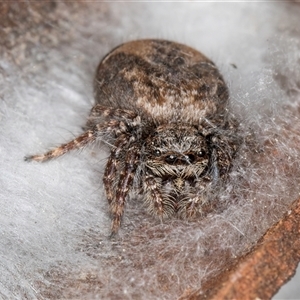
xmin=0 ymin=2 xmax=299 ymax=299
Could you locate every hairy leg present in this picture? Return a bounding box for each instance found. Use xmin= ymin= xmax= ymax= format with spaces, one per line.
xmin=103 ymin=134 xmax=130 ymax=205
xmin=26 ymin=103 xmax=141 ymax=163
xmin=85 ymin=104 xmax=138 ymax=129
xmin=89 ymin=104 xmax=137 ymax=119
xmin=210 ymin=136 xmax=234 ymax=179
xmin=109 ymin=146 xmax=140 ymax=234
xmin=177 ymin=194 xmax=208 ymax=219
xmin=143 ymin=175 xmax=176 ymax=219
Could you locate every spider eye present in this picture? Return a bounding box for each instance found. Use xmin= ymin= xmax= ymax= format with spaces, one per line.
xmin=187 ymin=154 xmax=196 ymax=163
xmin=154 ymin=149 xmax=161 ymax=156
xmin=197 ymin=150 xmax=206 ymax=157
xmin=165 ymin=155 xmax=177 ymax=164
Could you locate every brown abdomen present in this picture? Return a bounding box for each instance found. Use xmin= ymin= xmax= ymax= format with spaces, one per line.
xmin=93 ymin=39 xmax=229 ymax=125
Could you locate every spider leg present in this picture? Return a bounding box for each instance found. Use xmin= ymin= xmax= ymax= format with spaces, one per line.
xmin=177 ymin=193 xmax=210 ymax=219
xmin=210 ymin=139 xmax=233 ymax=180
xmin=143 ymin=175 xmax=176 ymax=219
xmin=24 ymin=120 xmax=126 ymax=162
xmin=85 ymin=104 xmax=138 ymax=129
xmin=103 ymin=134 xmax=129 ymax=205
xmin=110 ymin=146 xmax=140 ymax=234
xmin=89 ymin=104 xmax=137 ymax=119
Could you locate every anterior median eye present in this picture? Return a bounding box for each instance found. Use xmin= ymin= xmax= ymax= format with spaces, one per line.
xmin=197 ymin=150 xmax=206 ymax=157
xmin=165 ymin=155 xmax=177 ymax=164
xmin=154 ymin=149 xmax=161 ymax=156
xmin=187 ymin=154 xmax=196 ymax=163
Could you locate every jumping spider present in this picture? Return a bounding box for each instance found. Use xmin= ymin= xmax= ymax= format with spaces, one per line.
xmin=25 ymin=39 xmax=239 ymax=234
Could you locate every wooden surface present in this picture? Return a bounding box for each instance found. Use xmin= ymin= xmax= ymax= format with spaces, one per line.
xmin=180 ymin=197 xmax=300 ymax=299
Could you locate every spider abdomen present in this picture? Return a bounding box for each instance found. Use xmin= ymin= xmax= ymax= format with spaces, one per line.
xmin=94 ymin=39 xmax=229 ymax=126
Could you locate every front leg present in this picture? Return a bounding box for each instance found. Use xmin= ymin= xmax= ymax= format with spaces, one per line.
xmin=109 ymin=146 xmax=140 ymax=234
xmin=177 ymin=193 xmax=211 ymax=219
xmin=103 ymin=134 xmax=131 ymax=205
xmin=210 ymin=134 xmax=237 ymax=179
xmin=143 ymin=175 xmax=176 ymax=219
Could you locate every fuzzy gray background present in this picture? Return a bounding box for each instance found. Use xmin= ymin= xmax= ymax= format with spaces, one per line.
xmin=1 ymin=2 xmax=300 ymax=299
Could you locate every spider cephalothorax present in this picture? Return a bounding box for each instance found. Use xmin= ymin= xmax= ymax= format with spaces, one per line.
xmin=25 ymin=39 xmax=239 ymax=234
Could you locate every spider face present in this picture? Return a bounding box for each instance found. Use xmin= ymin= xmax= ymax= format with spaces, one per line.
xmin=144 ymin=125 xmax=210 ymax=179
xmin=139 ymin=124 xmax=215 ymax=219
xmin=25 ymin=39 xmax=240 ymax=234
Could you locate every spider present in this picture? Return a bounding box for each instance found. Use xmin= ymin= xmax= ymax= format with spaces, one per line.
xmin=25 ymin=39 xmax=240 ymax=234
